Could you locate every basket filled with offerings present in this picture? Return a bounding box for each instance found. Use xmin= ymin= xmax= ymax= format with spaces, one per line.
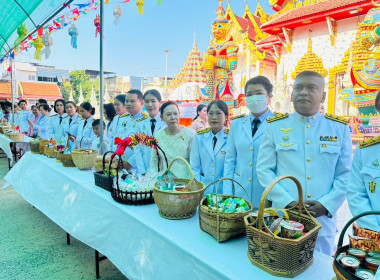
xmin=44 ymin=138 xmax=57 ymax=158
xmin=109 ymin=155 xmax=156 ymax=205
xmin=8 ymin=126 xmax=24 ymax=141
xmin=153 ymin=156 xmax=204 ymax=220
xmin=55 ymin=137 xmax=66 ymax=162
xmin=107 ymin=134 xmax=166 ymax=204
xmin=72 ymin=136 xmax=97 ymax=170
xmin=199 ymin=178 xmax=254 ymax=242
xmin=244 ymin=175 xmax=321 ymax=278
xmin=58 ymin=138 xmax=75 ymax=167
xmin=29 ymin=138 xmax=40 ymax=154
xmin=333 ymin=211 xmax=380 ymax=280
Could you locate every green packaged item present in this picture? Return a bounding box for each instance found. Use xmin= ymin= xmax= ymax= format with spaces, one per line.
xmin=206 ymin=194 xmax=223 ymax=206
xmin=223 ymin=198 xmax=238 ymax=212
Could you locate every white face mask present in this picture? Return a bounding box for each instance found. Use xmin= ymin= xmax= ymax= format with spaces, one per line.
xmin=246 ymin=95 xmax=268 ymax=114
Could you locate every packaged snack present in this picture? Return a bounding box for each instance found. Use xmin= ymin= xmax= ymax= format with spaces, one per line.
xmin=269 ymin=218 xmax=283 ymax=236
xmin=340 ymin=256 xmax=360 ymax=272
xmin=280 ymin=220 xmax=304 ymax=239
xmin=348 ymin=248 xmax=367 ymax=265
xmin=355 ymin=269 xmax=375 ymax=280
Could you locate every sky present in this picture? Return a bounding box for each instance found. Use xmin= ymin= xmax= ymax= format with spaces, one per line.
xmin=15 ymin=0 xmax=274 ymax=78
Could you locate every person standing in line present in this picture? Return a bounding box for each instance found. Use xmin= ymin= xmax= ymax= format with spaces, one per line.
xmin=71 ymin=102 xmax=96 ymax=149
xmin=134 ymin=89 xmax=166 ymax=175
xmin=109 ymin=95 xmax=128 ymax=151
xmin=347 ymin=90 xmax=380 ymax=232
xmin=29 ymin=104 xmax=50 ymax=140
xmin=48 ymin=99 xmax=66 ymax=140
xmin=60 ymin=101 xmax=80 ymax=150
xmin=17 ymin=100 xmax=33 ymax=134
xmin=190 ymin=104 xmax=209 ymax=131
xmin=256 ymin=71 xmax=353 ymax=256
xmin=191 ymin=100 xmax=229 ymax=195
xmin=224 ymin=76 xmax=274 ymax=206
xmin=103 ymin=103 xmax=116 ymax=143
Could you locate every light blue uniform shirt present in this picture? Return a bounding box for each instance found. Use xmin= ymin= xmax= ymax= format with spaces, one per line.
xmin=48 ymin=113 xmax=67 ymax=141
xmin=109 ymin=114 xmax=129 ymax=151
xmin=119 ymin=111 xmax=148 ymax=168
xmin=191 ymin=126 xmax=228 ymax=195
xmin=33 ymin=114 xmax=50 ymax=140
xmin=18 ymin=109 xmax=33 ymax=133
xmin=60 ymin=114 xmax=80 ymax=150
xmin=76 ymin=115 xmax=96 ymax=149
xmin=348 ymin=139 xmax=380 ymax=231
xmin=256 ymin=111 xmax=353 ymax=237
xmin=224 ymin=110 xmax=274 ymax=207
xmin=134 ymin=113 xmax=166 ymax=175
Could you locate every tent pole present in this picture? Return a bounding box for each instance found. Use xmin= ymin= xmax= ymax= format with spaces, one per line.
xmin=10 ymin=57 xmax=15 ymax=124
xmin=99 ymin=0 xmax=104 ymax=148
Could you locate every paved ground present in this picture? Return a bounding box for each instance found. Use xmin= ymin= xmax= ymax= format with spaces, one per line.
xmin=0 ymin=154 xmax=128 ymax=280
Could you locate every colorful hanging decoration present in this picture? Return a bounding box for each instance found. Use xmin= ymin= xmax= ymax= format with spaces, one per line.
xmin=136 ymin=0 xmax=144 ymax=15
xmin=33 ymin=35 xmax=44 ymax=60
xmin=94 ymin=14 xmax=100 ymax=37
xmin=41 ymin=31 xmax=53 ymax=59
xmin=59 ymin=15 xmax=66 ymax=27
xmin=113 ymin=5 xmax=123 ymax=25
xmin=157 ymin=0 xmax=162 ymax=4
xmin=68 ymin=23 xmax=79 ymax=49
xmin=14 ymin=24 xmax=27 ymax=46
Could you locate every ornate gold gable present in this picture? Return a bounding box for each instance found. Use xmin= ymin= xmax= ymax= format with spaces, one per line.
xmin=291 ymin=33 xmax=328 ymax=79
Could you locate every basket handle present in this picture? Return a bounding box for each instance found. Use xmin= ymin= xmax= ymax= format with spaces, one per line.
xmin=201 ymin=177 xmax=253 ymax=210
xmin=102 ymin=151 xmax=114 ymax=171
xmin=166 ymin=156 xmax=194 ymax=179
xmin=257 ymin=175 xmax=311 ymax=236
xmin=337 ymin=211 xmax=380 ymax=249
xmin=98 ymin=141 xmax=110 ymax=155
xmin=79 ymin=136 xmax=90 ymax=150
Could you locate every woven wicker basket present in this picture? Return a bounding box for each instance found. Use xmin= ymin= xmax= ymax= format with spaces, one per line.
xmin=72 ymin=136 xmax=97 ymax=170
xmin=199 ymin=178 xmax=254 ymax=242
xmin=244 ymin=175 xmax=321 ymax=278
xmin=44 ymin=138 xmax=57 ymax=158
xmin=9 ymin=133 xmax=24 ymax=142
xmin=153 ymin=156 xmax=205 ymax=220
xmin=30 ymin=138 xmax=40 ymax=154
xmin=59 ymin=138 xmax=75 ymax=167
xmin=39 ymin=139 xmax=49 ymax=154
xmin=94 ymin=150 xmax=115 ymax=192
xmin=94 ymin=142 xmax=111 ymax=172
xmin=333 ymin=211 xmax=380 ymax=280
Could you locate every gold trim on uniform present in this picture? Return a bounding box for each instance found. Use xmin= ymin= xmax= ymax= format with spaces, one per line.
xmin=142 ymin=112 xmax=149 ymax=118
xmin=136 ymin=116 xmax=147 ymax=123
xmin=197 ymin=128 xmax=211 ymax=134
xmin=120 ymin=113 xmax=130 ymax=118
xmin=231 ymin=114 xmax=245 ymax=120
xmin=325 ymin=113 xmax=348 ymax=125
xmin=359 ymin=136 xmax=380 ymax=149
xmin=224 ymin=128 xmax=229 ymax=134
xmin=267 ymin=113 xmax=289 ymax=123
xmin=49 ymin=114 xmax=57 ymax=117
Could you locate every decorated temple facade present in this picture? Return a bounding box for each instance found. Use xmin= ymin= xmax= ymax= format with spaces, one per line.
xmin=256 ymin=0 xmax=377 ymax=124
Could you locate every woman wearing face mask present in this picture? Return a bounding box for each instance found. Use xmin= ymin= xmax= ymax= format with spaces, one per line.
xmin=134 ymin=90 xmax=167 ymax=175
xmin=190 ymin=100 xmax=229 ymax=195
xmin=150 ymin=101 xmax=195 ymax=178
xmin=224 ymin=76 xmax=274 ymax=207
xmin=190 ymin=104 xmax=209 ymax=131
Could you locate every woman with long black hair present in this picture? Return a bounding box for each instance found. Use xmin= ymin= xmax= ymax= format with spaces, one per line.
xmin=190 ymin=104 xmax=209 ymax=131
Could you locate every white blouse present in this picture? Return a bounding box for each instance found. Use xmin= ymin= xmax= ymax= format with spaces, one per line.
xmin=150 ymin=126 xmax=195 ymax=178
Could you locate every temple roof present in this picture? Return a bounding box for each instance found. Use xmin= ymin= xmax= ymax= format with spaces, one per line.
xmin=234 ymin=15 xmax=257 ymax=43
xmin=19 ymin=82 xmax=61 ymax=100
xmin=0 ymin=82 xmax=11 ymax=99
xmin=262 ymin=0 xmax=374 ymax=34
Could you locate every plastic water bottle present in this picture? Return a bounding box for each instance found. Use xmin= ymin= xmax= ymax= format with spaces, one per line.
xmin=156 ymin=176 xmax=166 ymax=190
xmin=166 ymin=171 xmax=175 ymax=191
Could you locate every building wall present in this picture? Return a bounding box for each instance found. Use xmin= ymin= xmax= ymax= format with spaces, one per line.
xmin=273 ymin=15 xmax=365 ymax=115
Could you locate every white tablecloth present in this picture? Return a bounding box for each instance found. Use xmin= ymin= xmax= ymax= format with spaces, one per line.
xmin=4 ymin=152 xmax=336 ymax=280
xmin=0 ymin=134 xmax=32 ymax=163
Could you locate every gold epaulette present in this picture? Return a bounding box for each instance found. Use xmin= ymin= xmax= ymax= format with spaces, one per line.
xmin=120 ymin=113 xmax=130 ymax=118
xmin=325 ymin=113 xmax=348 ymax=125
xmin=224 ymin=128 xmax=229 ymax=134
xmin=142 ymin=112 xmax=149 ymax=118
xmin=359 ymin=136 xmax=380 ymax=149
xmin=267 ymin=113 xmax=289 ymax=123
xmin=136 ymin=117 xmax=146 ymax=123
xmin=49 ymin=114 xmax=57 ymax=117
xmin=197 ymin=128 xmax=211 ymax=135
xmin=231 ymin=114 xmax=245 ymax=120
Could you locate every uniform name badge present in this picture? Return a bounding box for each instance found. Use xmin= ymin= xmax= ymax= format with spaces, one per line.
xmin=369 ymin=181 xmax=376 ymax=193
xmin=320 ymin=136 xmax=338 ymax=142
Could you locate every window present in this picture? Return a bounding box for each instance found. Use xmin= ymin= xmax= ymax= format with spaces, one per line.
xmin=28 ymin=75 xmax=35 ymax=81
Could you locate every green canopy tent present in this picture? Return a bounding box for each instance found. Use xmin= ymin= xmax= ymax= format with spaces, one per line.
xmin=0 ymin=0 xmax=74 ymax=124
